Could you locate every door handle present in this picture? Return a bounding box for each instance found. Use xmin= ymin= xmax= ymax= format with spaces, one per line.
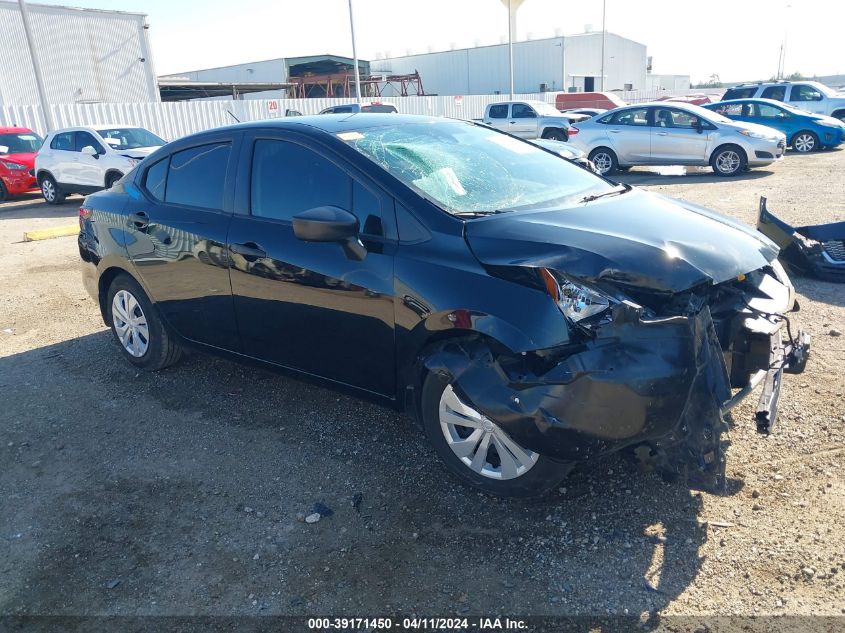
xmin=655 ymin=132 xmax=669 ymax=136
xmin=509 ymin=121 xmax=516 ymax=124
xmin=609 ymin=129 xmax=621 ymax=133
xmin=229 ymin=242 xmax=267 ymax=260
xmin=130 ymin=211 xmax=149 ymax=229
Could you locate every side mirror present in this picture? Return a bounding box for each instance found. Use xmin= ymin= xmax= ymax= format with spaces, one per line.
xmin=81 ymin=145 xmax=99 ymax=158
xmin=293 ymin=206 xmax=366 ymax=260
xmin=0 ymin=145 xmax=8 ymax=155
xmin=694 ymin=120 xmax=704 ymax=134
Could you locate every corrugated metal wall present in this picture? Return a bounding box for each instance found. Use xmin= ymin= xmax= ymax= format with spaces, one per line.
xmin=0 ymin=89 xmax=719 ymax=140
xmin=0 ymin=1 xmax=158 ymax=106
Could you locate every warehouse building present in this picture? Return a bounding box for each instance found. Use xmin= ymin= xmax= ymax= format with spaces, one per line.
xmin=0 ymin=1 xmax=159 ymax=105
xmin=372 ymin=31 xmax=647 ymax=96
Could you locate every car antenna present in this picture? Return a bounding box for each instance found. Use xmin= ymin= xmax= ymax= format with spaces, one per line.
xmin=226 ymin=110 xmax=241 ymax=123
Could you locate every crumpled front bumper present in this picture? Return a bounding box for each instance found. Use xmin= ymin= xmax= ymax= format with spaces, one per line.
xmin=422 ymin=274 xmax=809 ymax=489
xmin=757 ymin=196 xmax=845 ymax=283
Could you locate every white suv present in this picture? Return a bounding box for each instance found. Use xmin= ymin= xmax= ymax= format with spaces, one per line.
xmin=722 ymin=82 xmax=845 ymax=122
xmin=35 ymin=125 xmax=165 ymax=204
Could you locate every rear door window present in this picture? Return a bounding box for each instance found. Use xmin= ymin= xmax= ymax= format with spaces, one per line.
xmin=143 ymin=157 xmax=169 ymax=201
xmin=761 ymin=85 xmax=786 ymax=101
xmin=511 ymin=104 xmax=536 ymax=118
xmin=50 ymin=132 xmax=74 ymax=151
xmin=754 ymin=103 xmax=788 ymax=119
xmin=164 ymin=143 xmax=231 ymax=210
xmin=790 ymin=85 xmax=823 ymax=102
xmin=488 ymin=104 xmax=509 ymax=119
xmin=606 ymin=108 xmax=650 ymax=126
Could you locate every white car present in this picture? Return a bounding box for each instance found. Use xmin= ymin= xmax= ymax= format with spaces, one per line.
xmin=569 ymin=102 xmax=787 ymax=177
xmin=35 ymin=125 xmax=165 ymax=204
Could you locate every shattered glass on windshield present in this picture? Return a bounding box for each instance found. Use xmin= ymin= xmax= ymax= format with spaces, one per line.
xmin=340 ymin=121 xmax=611 ymax=215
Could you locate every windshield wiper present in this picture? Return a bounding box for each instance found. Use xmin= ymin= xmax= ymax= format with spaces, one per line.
xmin=452 ymin=210 xmax=501 ymax=218
xmin=579 ymin=184 xmax=630 ymax=204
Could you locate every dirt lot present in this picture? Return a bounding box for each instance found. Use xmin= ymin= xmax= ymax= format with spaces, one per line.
xmin=1 ymin=151 xmax=844 ymax=627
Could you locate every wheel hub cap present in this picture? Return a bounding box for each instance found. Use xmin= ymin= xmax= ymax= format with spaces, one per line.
xmin=111 ymin=290 xmax=149 ymax=357
xmin=439 ymin=384 xmax=539 ymax=480
xmin=795 ymin=135 xmax=814 ymax=152
xmin=717 ymin=151 xmax=739 ymax=172
xmin=593 ymin=153 xmax=612 ymax=173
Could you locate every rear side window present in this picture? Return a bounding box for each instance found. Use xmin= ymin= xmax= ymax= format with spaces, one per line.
xmin=50 ymin=132 xmax=74 ymax=150
xmin=606 ymin=108 xmax=649 ymax=126
xmin=723 ymin=87 xmax=756 ymax=100
xmin=144 ymin=157 xmax=168 ymax=201
xmin=761 ymin=85 xmax=786 ymax=101
xmin=164 ymin=143 xmax=230 ymax=210
xmin=511 ymin=104 xmax=536 ymax=118
xmin=488 ymin=104 xmax=509 ymax=119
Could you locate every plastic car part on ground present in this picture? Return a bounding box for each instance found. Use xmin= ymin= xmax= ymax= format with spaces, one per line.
xmin=757 ymin=196 xmax=845 ymax=283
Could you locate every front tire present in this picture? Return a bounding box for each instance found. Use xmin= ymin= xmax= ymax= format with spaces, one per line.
xmin=39 ymin=174 xmax=66 ymax=205
xmin=420 ymin=368 xmax=572 ymax=498
xmin=588 ymin=147 xmax=618 ymax=176
xmin=0 ymin=180 xmax=8 ymax=202
xmin=710 ymin=145 xmax=746 ymax=177
xmin=791 ymin=131 xmax=818 ymax=153
xmin=106 ymin=274 xmax=182 ymax=371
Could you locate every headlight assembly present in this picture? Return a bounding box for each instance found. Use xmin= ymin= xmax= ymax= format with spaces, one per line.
xmin=540 ymin=268 xmax=616 ymax=323
xmin=739 ymin=129 xmax=770 ymax=139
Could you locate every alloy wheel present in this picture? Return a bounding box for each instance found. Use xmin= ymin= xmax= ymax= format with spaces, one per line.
xmin=715 ymin=150 xmax=740 ymax=174
xmin=592 ymin=152 xmax=613 ymax=174
xmin=41 ymin=179 xmax=55 ymax=202
xmin=793 ymin=133 xmax=815 ymax=153
xmin=111 ymin=290 xmax=150 ymax=357
xmin=438 ymin=384 xmax=539 ymax=480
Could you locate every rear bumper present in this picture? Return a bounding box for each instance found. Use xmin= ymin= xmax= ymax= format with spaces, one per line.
xmin=1 ymin=172 xmax=37 ymax=195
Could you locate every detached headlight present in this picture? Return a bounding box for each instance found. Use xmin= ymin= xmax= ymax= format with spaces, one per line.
xmin=540 ymin=269 xmax=616 ymax=322
xmin=1 ymin=160 xmax=28 ymax=171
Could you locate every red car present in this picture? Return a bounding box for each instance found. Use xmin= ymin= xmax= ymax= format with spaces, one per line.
xmin=0 ymin=127 xmax=43 ymax=201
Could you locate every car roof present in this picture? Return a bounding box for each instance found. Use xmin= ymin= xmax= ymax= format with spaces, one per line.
xmin=0 ymin=127 xmax=37 ymax=134
xmin=47 ymin=124 xmax=144 ymax=134
xmin=707 ymin=98 xmax=789 ymax=106
xmin=215 ymin=113 xmax=458 ymax=135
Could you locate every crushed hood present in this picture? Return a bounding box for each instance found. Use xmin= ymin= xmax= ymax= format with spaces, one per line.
xmin=465 ymin=188 xmax=780 ymax=293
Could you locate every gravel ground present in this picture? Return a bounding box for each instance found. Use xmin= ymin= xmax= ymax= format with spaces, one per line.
xmin=1 ymin=151 xmax=844 ymax=626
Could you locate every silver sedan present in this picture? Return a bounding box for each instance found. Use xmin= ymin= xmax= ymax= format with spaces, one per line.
xmin=568 ymin=102 xmax=787 ymax=177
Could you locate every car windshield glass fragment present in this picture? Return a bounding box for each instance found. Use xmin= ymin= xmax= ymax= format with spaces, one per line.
xmin=339 ymin=121 xmax=611 ymax=215
xmin=0 ymin=133 xmax=43 ymax=154
xmin=97 ymin=128 xmax=165 ymax=150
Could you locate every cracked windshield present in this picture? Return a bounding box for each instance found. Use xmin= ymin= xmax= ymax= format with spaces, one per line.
xmin=340 ymin=121 xmax=611 ymax=215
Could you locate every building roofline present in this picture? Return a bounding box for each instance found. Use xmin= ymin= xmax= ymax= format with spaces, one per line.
xmin=160 ymin=53 xmax=369 ymax=80
xmin=0 ymin=0 xmax=147 ymax=19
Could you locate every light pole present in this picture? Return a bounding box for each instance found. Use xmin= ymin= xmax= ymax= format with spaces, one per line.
xmin=17 ymin=0 xmax=54 ymax=132
xmin=500 ymin=0 xmax=524 ymax=99
xmin=600 ymin=0 xmax=606 ymax=91
xmin=348 ymin=0 xmax=362 ymax=102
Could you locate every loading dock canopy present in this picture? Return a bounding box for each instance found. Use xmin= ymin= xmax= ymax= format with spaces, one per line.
xmin=158 ymin=80 xmax=291 ymax=101
xmin=287 ymin=55 xmax=369 ymax=78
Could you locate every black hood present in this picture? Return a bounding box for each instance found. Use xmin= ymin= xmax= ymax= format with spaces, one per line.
xmin=465 ymin=188 xmax=779 ymax=293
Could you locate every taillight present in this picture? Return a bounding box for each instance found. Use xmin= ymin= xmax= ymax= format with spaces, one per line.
xmin=79 ymin=207 xmax=92 ymax=227
xmin=569 ymin=126 xmax=580 ymax=135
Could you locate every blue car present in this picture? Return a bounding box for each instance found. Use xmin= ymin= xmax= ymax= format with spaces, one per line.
xmin=704 ymin=98 xmax=845 ymax=153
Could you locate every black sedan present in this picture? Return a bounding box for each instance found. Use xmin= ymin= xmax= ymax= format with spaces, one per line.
xmin=78 ymin=115 xmax=808 ymax=497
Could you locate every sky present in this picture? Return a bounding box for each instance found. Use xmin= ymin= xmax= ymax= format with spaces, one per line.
xmin=50 ymin=0 xmax=845 ymax=83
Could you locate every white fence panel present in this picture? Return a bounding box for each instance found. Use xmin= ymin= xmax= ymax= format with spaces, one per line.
xmin=0 ymin=89 xmax=720 ymax=141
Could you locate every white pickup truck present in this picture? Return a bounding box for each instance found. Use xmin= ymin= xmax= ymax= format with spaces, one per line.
xmin=480 ymin=100 xmax=573 ymax=141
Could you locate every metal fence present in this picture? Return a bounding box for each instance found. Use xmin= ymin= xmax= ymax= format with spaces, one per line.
xmin=0 ymin=89 xmax=722 ymax=140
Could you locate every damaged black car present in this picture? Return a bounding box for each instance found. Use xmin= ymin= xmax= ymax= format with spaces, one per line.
xmin=78 ymin=115 xmax=809 ymax=498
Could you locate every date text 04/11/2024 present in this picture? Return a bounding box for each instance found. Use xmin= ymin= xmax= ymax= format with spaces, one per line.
xmin=307 ymin=617 xmax=528 ymax=630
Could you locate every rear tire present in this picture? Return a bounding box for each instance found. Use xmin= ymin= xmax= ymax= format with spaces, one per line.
xmin=419 ymin=365 xmax=572 ymax=498
xmin=106 ymin=274 xmax=182 ymax=371
xmin=588 ymin=147 xmax=618 ymax=176
xmin=39 ymin=174 xmax=66 ymax=205
xmin=710 ymin=145 xmax=746 ymax=177
xmin=0 ymin=180 xmax=8 ymax=202
xmin=791 ymin=131 xmax=818 ymax=153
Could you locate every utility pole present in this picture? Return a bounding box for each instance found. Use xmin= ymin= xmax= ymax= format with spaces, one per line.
xmin=348 ymin=0 xmax=362 ymax=102
xmin=600 ymin=0 xmax=606 ymax=91
xmin=17 ymin=0 xmax=54 ymax=132
xmin=508 ymin=0 xmax=514 ymax=98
